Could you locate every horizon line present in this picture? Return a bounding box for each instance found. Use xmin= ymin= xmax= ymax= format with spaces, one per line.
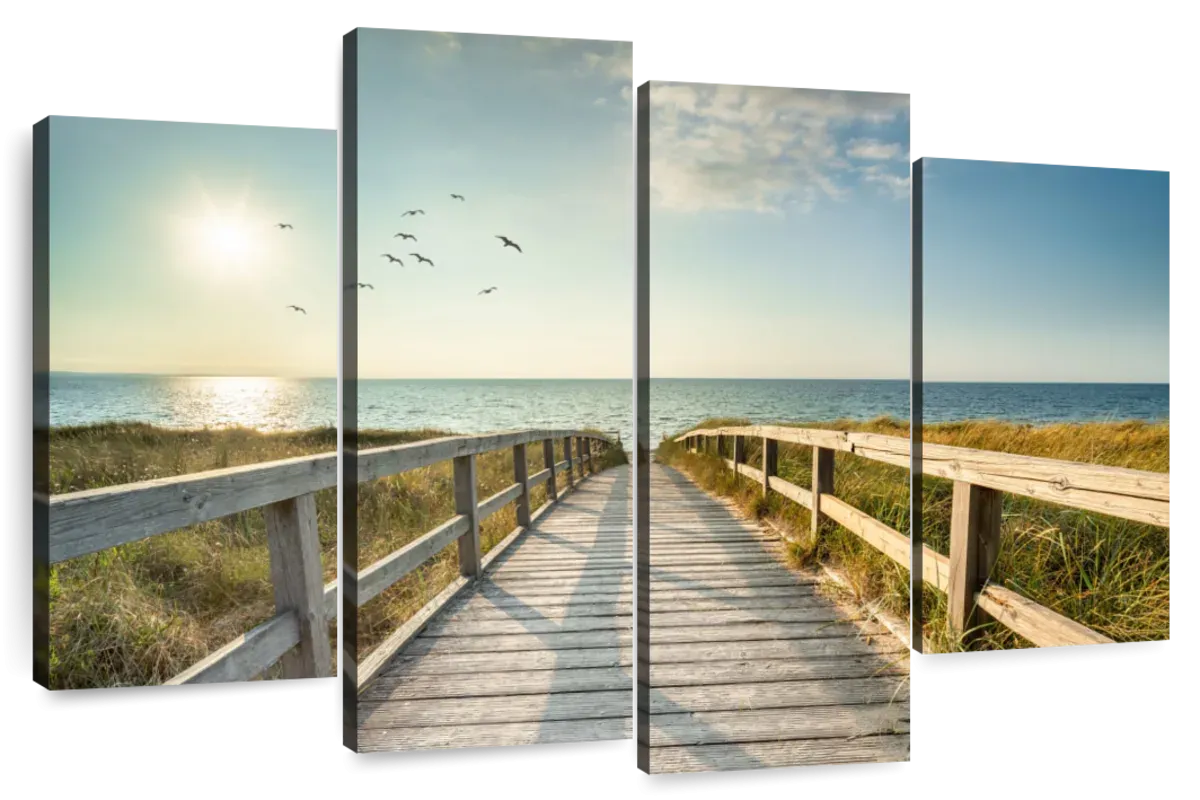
xmin=47 ymin=371 xmax=1170 ymax=386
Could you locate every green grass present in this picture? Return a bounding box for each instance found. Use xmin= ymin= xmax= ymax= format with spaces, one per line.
xmin=655 ymin=417 xmax=1170 ymax=652
xmin=49 ymin=423 xmax=626 ymax=685
xmin=356 ymin=429 xmax=628 ymax=658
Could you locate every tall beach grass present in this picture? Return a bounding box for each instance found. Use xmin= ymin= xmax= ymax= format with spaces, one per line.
xmin=49 ymin=423 xmax=625 ymax=686
xmin=656 ymin=416 xmax=1169 ymax=651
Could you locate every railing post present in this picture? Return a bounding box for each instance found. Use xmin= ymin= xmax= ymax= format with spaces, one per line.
xmin=716 ymin=433 xmax=726 ymax=459
xmin=812 ymin=447 xmax=835 ymax=539
xmin=563 ymin=437 xmax=575 ymax=489
xmin=733 ymin=435 xmax=746 ymax=477
xmin=948 ymin=481 xmax=1002 ymax=644
xmin=513 ymin=442 xmax=531 ymax=528
xmin=584 ymin=438 xmax=594 ymax=474
xmin=762 ymin=437 xmax=778 ymax=498
xmin=454 ymin=453 xmax=482 ymax=578
xmin=264 ymin=492 xmax=331 ymax=679
xmin=542 ymin=438 xmax=558 ymax=501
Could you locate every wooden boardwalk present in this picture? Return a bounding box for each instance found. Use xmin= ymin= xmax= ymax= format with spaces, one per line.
xmin=643 ymin=462 xmax=910 ymax=773
xmin=357 ymin=465 xmax=632 ymax=752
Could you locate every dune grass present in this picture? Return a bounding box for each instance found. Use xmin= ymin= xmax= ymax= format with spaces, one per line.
xmin=355 ymin=429 xmax=628 ymax=659
xmin=48 ymin=423 xmax=338 ymax=689
xmin=656 ymin=417 xmax=1169 ymax=652
xmin=49 ymin=423 xmax=626 ymax=686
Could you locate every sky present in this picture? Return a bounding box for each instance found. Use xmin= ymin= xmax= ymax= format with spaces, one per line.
xmin=922 ymin=158 xmax=1169 ymax=383
xmin=48 ymin=117 xmax=336 ymax=377
xmin=648 ymin=82 xmax=911 ymax=379
xmin=354 ymin=29 xmax=633 ymax=379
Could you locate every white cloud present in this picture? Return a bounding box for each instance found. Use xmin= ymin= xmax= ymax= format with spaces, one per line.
xmin=846 ymin=137 xmax=903 ymax=160
xmin=648 ymin=82 xmax=908 ymax=213
xmin=859 ymin=163 xmax=911 ymax=198
xmin=424 ymin=31 xmax=462 ymax=55
xmin=580 ymin=43 xmax=633 ymax=81
xmin=620 ymin=85 xmax=632 ymax=103
xmin=594 ymin=97 xmax=608 ymax=106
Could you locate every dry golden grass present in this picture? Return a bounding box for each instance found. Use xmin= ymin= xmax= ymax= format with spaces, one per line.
xmin=49 ymin=423 xmax=625 ymax=686
xmin=658 ymin=417 xmax=1169 ymax=652
xmin=49 ymin=423 xmax=337 ymax=689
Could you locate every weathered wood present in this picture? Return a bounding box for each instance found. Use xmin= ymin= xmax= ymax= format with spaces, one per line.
xmin=975 ymin=584 xmax=1113 ymax=647
xmin=947 ymin=481 xmax=1002 ymax=642
xmin=543 ymin=438 xmax=558 ymax=500
xmin=357 ymin=429 xmax=611 ymax=484
xmin=49 ymin=452 xmax=336 ymax=562
xmin=762 ymin=437 xmax=778 ymax=498
xmin=650 ymin=736 xmax=909 ymax=773
xmin=679 ymin=426 xmax=851 ymax=454
xmin=812 ymin=446 xmax=835 ymax=538
xmin=358 ymin=717 xmax=631 ymax=752
xmin=682 ymin=424 xmax=1168 ymax=525
xmin=647 ymin=462 xmax=909 ymax=771
xmin=58 ymin=426 xmax=611 ymax=693
xmin=264 ymin=492 xmax=330 ymax=678
xmin=453 ymin=454 xmax=481 ymax=578
xmin=356 ymin=515 xmax=469 ymax=605
xmin=477 ymin=481 xmax=523 ymax=521
xmin=357 ymin=465 xmax=632 ymax=749
xmin=528 ymin=467 xmax=551 ymax=487
xmin=563 ymin=437 xmax=575 ymax=488
xmin=650 ymin=703 xmax=909 ymax=747
xmin=767 ymin=474 xmax=814 ymax=509
xmin=857 ymin=433 xmax=1168 ymax=525
xmin=513 ymin=442 xmax=531 ymax=527
xmin=364 ymin=666 xmax=630 ymax=701
xmin=166 ymin=611 xmax=299 ymax=685
xmin=819 ymin=495 xmax=909 ymax=569
xmin=357 ymin=576 xmax=473 ymax=689
xmin=733 ymin=435 xmax=746 ymax=476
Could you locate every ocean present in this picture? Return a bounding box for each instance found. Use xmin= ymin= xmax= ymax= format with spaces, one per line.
xmin=49 ymin=374 xmax=633 ymax=444
xmin=50 ymin=375 xmax=1167 ymax=447
xmin=648 ymin=379 xmax=1168 ymax=444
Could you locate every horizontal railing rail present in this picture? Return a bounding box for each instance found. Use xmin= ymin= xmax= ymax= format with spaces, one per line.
xmin=48 ymin=453 xmax=338 ymax=685
xmin=352 ymin=428 xmax=617 ymax=689
xmin=675 ymin=425 xmax=1169 ymax=649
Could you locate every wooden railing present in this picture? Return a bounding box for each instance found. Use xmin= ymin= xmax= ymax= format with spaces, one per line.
xmin=48 ymin=452 xmax=338 ymax=684
xmin=675 ymin=426 xmax=1169 ymax=649
xmin=350 ymin=428 xmax=617 ymax=689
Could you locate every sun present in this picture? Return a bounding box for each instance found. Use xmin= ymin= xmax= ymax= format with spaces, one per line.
xmin=204 ymin=218 xmax=252 ymax=262
xmin=169 ymin=183 xmax=278 ymax=280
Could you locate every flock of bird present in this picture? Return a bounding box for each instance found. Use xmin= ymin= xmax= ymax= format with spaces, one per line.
xmin=283 ymin=194 xmax=528 ymax=316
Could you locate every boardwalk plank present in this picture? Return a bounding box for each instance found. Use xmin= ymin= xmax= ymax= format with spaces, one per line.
xmin=357 ymin=458 xmax=910 ymax=765
xmin=644 ymin=462 xmax=910 ymax=773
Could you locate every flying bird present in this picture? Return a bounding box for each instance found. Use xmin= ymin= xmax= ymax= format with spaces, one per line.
xmin=451 ymin=194 xmax=465 ymax=201
xmin=400 ymin=209 xmax=426 ymax=217
xmin=356 ymin=282 xmax=374 ymax=290
xmin=380 ymin=254 xmax=404 ymax=265
xmin=286 ymin=305 xmax=306 ymax=314
xmin=495 ymin=235 xmax=522 ymax=253
xmin=394 ymin=232 xmax=417 ymax=241
xmin=478 ymin=286 xmax=498 ymax=295
xmin=275 ymin=223 xmax=293 ymax=229
xmin=409 ymin=253 xmax=434 ymax=266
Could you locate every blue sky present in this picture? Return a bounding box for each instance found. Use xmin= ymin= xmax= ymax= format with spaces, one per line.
xmin=48 ymin=117 xmax=336 ymax=376
xmin=647 ymin=82 xmax=911 ymax=379
xmin=922 ymin=158 xmax=1169 ymax=383
xmin=354 ymin=29 xmax=632 ymax=379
